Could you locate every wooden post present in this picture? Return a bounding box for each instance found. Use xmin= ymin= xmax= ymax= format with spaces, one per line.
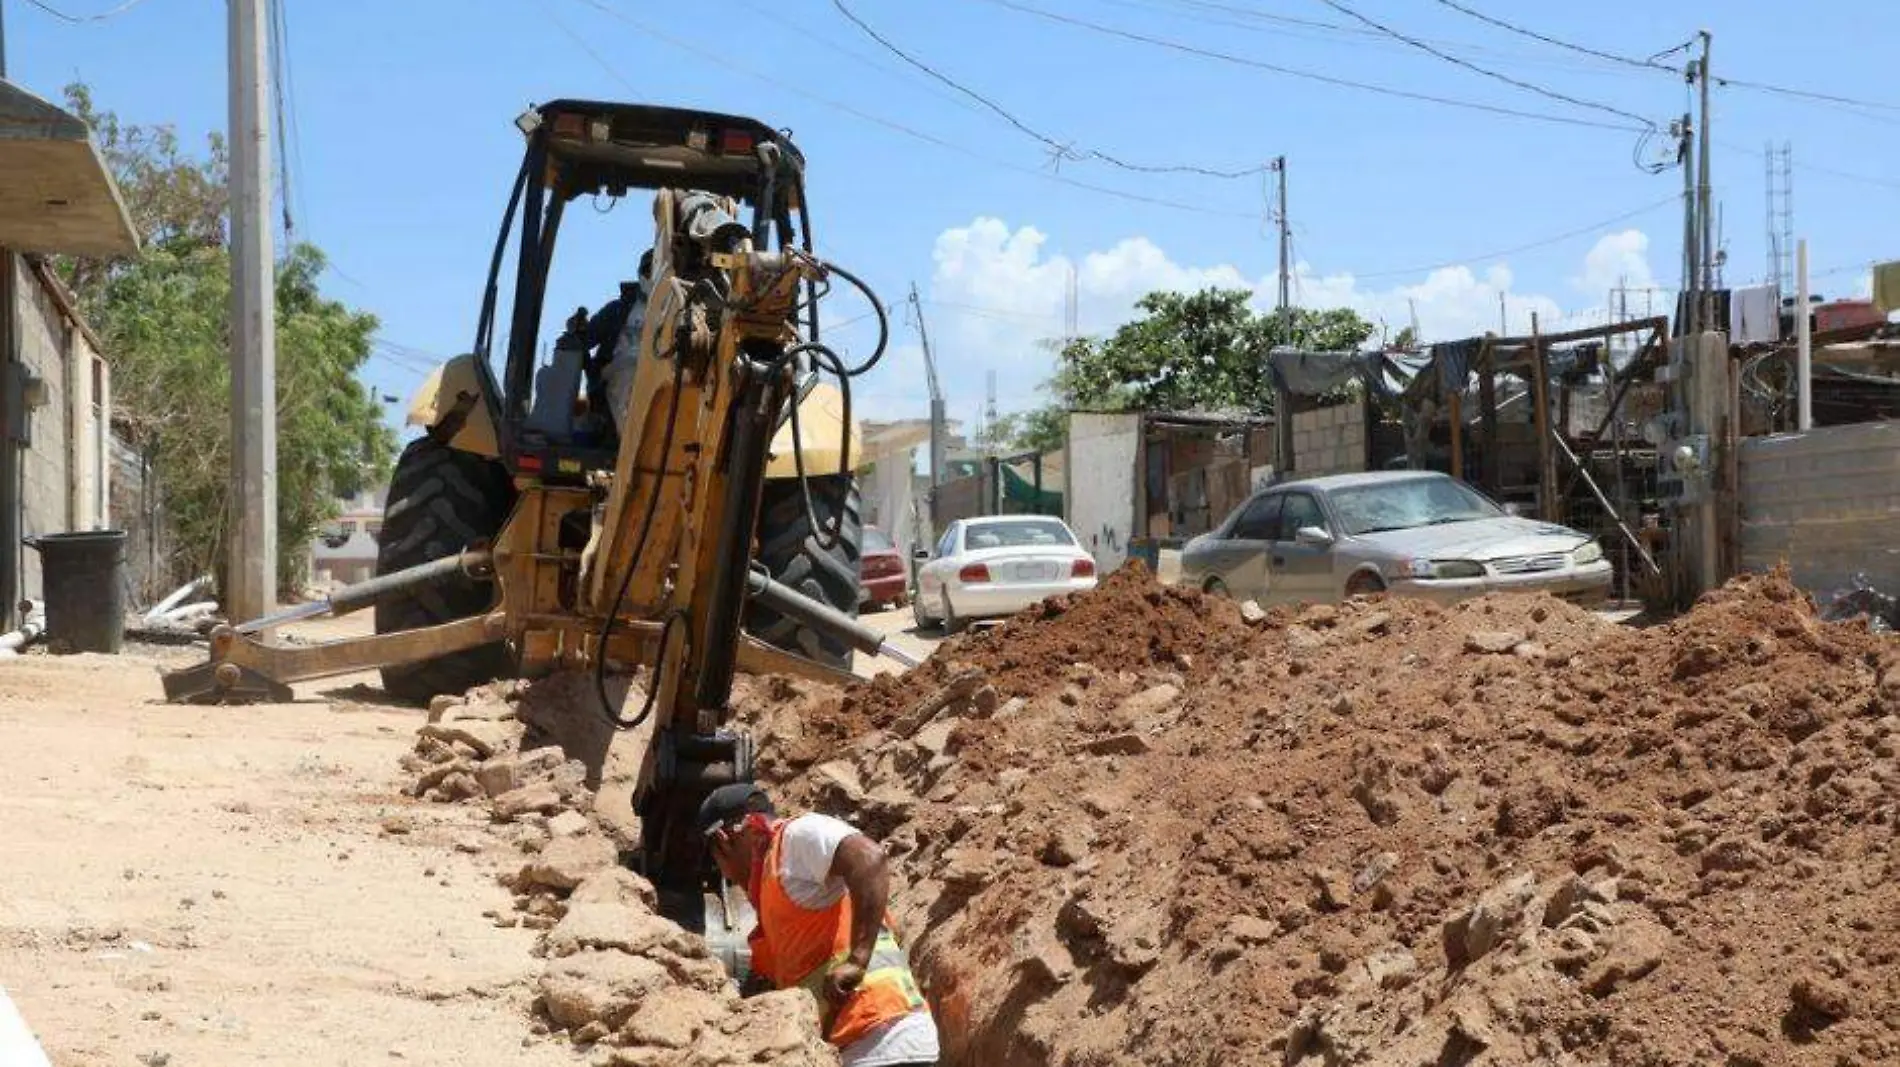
xmin=1448 ymin=390 xmax=1464 ymax=481
xmin=1478 ymin=341 xmax=1499 ymax=494
xmin=1530 ymin=313 xmax=1556 ymax=521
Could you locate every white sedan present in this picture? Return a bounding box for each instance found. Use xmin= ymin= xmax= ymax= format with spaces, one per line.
xmin=912 ymin=515 xmax=1098 ymax=633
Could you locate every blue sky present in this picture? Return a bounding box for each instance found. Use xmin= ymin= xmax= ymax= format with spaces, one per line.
xmin=9 ymin=0 xmax=1897 ymax=434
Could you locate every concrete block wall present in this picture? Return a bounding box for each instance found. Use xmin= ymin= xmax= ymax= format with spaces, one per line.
xmin=12 ymin=259 xmax=109 ymax=604
xmin=16 ymin=259 xmax=70 ymax=602
xmin=1291 ymin=401 xmax=1367 ymax=478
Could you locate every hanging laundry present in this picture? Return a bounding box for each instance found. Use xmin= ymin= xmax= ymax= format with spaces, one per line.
xmin=1729 ymin=284 xmax=1779 ymax=344
xmin=1874 ymin=261 xmax=1900 ymax=314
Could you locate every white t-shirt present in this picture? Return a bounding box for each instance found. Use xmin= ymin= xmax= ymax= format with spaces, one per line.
xmin=774 ymin=814 xmax=940 ymax=1067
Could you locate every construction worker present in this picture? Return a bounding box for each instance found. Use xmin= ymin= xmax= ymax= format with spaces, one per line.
xmin=700 ymin=783 xmax=940 ymax=1067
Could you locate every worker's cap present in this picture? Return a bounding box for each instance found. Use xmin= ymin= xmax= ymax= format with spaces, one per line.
xmin=697 ymin=783 xmax=774 ymax=836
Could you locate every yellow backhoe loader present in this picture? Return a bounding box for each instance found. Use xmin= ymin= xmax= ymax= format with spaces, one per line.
xmin=161 ymin=101 xmax=916 ymax=958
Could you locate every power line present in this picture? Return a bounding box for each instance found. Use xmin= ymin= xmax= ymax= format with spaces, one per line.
xmin=830 ymin=0 xmax=1266 ymax=179
xmin=267 ymin=0 xmax=295 ymax=239
xmin=720 ymin=0 xmax=994 ymax=118
xmin=1429 ymin=0 xmax=1692 ymax=71
xmin=1430 ymin=1 xmax=1900 ymax=119
xmin=1115 ymin=0 xmax=1660 ymax=76
xmin=563 ymin=0 xmax=1262 ymax=220
xmin=537 ymin=0 xmax=639 ymax=95
xmin=1343 ymin=193 xmax=1678 ymax=282
xmin=1716 ymin=75 xmax=1900 ymax=117
xmin=19 ymin=0 xmax=151 ymax=21
xmin=973 ymin=0 xmax=1647 ymax=133
xmin=1311 ymin=0 xmax=1659 ymax=130
xmin=1713 ymin=140 xmax=1900 ymax=194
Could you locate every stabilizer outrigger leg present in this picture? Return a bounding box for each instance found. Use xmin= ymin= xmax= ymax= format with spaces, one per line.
xmin=161 ymin=551 xmax=498 ymax=704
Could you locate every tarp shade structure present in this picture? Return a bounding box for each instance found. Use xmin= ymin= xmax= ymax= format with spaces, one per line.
xmin=0 ymin=79 xmax=138 ymax=258
xmin=1266 ymin=348 xmax=1425 ymax=402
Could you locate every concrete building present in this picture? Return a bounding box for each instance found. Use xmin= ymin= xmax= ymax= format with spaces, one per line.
xmin=857 ymin=419 xmax=936 ymax=561
xmin=1 ymin=78 xmax=139 ymax=627
xmin=309 ymin=486 xmax=387 ymax=589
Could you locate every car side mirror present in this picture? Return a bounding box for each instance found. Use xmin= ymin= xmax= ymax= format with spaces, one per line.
xmin=1294 ymin=525 xmax=1335 ymax=548
xmin=912 ymin=548 xmax=931 ymax=563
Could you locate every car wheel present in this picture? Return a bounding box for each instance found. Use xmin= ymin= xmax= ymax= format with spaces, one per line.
xmin=911 ymin=590 xmax=937 ymax=632
xmin=942 ymin=592 xmax=969 ymax=636
xmin=1204 ymin=577 xmax=1230 ymax=598
xmin=1345 ymin=571 xmax=1386 ymax=598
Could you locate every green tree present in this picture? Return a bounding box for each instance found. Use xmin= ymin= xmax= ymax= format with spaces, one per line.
xmin=59 ymin=84 xmax=393 ymax=595
xmin=1056 ymin=288 xmax=1372 ymax=414
xmin=1016 ymin=404 xmax=1068 ymax=454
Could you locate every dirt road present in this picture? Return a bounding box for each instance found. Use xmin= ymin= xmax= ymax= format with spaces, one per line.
xmin=0 ymin=646 xmax=589 ymax=1067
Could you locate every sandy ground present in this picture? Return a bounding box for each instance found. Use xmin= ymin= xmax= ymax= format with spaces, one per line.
xmin=0 ymin=638 xmax=594 ymax=1067
xmin=0 ymin=604 xmax=938 ymax=1067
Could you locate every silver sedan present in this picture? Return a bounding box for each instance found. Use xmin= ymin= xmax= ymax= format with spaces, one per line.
xmin=1179 ymin=471 xmax=1612 ymax=607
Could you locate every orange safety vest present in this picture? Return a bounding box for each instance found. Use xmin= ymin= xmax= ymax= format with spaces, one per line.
xmin=750 ymin=822 xmax=930 ymax=1048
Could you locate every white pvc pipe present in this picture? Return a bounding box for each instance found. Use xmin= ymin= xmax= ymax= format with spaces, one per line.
xmin=159 ymin=600 xmax=219 ymax=622
xmin=144 ymin=575 xmax=210 ymax=622
xmin=0 ymin=602 xmax=46 ymax=652
xmin=1796 ymin=238 xmax=1813 ymax=432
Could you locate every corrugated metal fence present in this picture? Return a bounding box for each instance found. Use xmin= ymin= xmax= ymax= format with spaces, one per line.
xmin=1739 ymin=421 xmax=1900 ymax=595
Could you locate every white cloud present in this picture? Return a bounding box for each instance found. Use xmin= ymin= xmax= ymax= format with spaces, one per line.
xmin=1573 ymin=229 xmax=1658 ymax=295
xmin=839 ymin=217 xmax=1665 ymax=424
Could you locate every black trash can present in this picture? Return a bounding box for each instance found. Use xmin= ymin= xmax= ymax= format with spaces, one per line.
xmin=26 ymin=530 xmax=128 ymax=654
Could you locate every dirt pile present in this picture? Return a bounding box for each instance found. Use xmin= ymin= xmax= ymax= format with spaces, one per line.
xmin=404 ymin=680 xmax=839 ymax=1066
xmin=741 ymin=566 xmax=1900 ymax=1066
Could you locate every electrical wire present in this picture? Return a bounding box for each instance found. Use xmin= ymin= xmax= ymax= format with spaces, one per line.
xmin=1113 ymin=0 xmax=1669 ymax=76
xmin=722 ymin=0 xmax=1006 ymax=120
xmin=563 ymin=0 xmax=1263 ymax=221
xmin=830 ymin=0 xmax=1267 ymax=179
xmin=1429 ymin=1 xmax=1900 ymax=120
xmin=1429 ymin=0 xmax=1693 ymax=71
xmin=537 ymin=0 xmax=640 ymax=95
xmin=1341 ymin=193 xmax=1678 ymax=282
xmin=279 ymin=0 xmax=315 ymax=246
xmin=19 ymin=0 xmax=150 ymax=21
xmin=267 ymin=0 xmax=295 ymax=239
xmin=972 ymin=0 xmax=1648 ymax=133
xmin=1310 ymin=0 xmax=1660 ymax=131
xmin=1715 ymin=76 xmax=1900 ymax=115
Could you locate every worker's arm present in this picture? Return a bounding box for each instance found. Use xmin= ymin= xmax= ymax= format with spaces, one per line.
xmin=824 ymin=833 xmax=891 ymax=1000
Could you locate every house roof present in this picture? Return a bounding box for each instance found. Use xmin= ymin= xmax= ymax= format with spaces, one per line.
xmin=0 ymin=79 xmax=138 ymax=258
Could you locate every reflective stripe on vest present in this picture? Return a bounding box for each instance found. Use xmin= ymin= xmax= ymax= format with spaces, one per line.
xmin=757 ymin=824 xmax=929 ymax=1048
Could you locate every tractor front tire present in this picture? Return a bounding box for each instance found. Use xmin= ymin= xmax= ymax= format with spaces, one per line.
xmin=374 ymin=436 xmax=516 ymax=704
xmin=746 ymin=475 xmax=862 ymax=671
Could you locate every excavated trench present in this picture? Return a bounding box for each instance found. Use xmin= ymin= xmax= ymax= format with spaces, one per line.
xmin=737 ymin=566 xmax=1900 ymax=1067
xmin=400 ymin=564 xmax=1900 ymax=1065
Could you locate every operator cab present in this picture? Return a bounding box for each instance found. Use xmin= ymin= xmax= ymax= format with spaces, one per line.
xmin=474 ymin=101 xmax=815 ymax=482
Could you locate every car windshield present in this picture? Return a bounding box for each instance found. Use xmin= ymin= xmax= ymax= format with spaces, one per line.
xmin=1328 ymin=478 xmax=1504 ymax=536
xmin=861 ymin=528 xmax=894 ymax=552
xmin=963 ymin=519 xmax=1074 ymax=550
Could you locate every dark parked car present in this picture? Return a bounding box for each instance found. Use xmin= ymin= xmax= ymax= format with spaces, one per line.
xmin=859 ymin=526 xmax=908 ymax=610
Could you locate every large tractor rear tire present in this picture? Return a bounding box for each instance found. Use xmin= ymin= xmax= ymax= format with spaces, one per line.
xmin=746 ymin=475 xmax=862 ymax=671
xmin=374 ymin=436 xmax=516 ymax=704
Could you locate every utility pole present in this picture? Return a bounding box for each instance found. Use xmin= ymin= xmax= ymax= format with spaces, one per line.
xmin=1795 ymin=239 xmax=1812 ymax=431
xmin=1273 ymin=156 xmax=1290 ymax=330
xmin=1695 ymin=30 xmax=1714 ymax=330
xmin=228 ymin=0 xmax=278 ymax=623
xmin=1271 ymin=155 xmax=1294 ymax=479
xmin=0 ymin=0 xmax=17 ymax=633
xmin=907 ymin=284 xmax=946 ymax=498
xmin=1498 ymin=291 xmax=1507 ymax=334
xmin=1677 ymin=112 xmax=1697 ymax=334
